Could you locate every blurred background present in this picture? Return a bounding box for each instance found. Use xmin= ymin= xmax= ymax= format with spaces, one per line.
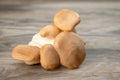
xmin=0 ymin=0 xmax=120 ymax=80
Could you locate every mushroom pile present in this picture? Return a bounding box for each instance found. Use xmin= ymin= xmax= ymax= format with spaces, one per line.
xmin=12 ymin=9 xmax=86 ymax=70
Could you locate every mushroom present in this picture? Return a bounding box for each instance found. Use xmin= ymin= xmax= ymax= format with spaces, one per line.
xmin=40 ymin=44 xmax=60 ymax=70
xmin=54 ymin=9 xmax=80 ymax=31
xmin=39 ymin=24 xmax=61 ymax=39
xmin=12 ymin=45 xmax=40 ymax=65
xmin=54 ymin=32 xmax=86 ymax=69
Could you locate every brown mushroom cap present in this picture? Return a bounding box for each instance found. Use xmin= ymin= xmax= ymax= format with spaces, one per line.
xmin=40 ymin=44 xmax=60 ymax=70
xmin=12 ymin=45 xmax=40 ymax=65
xmin=39 ymin=24 xmax=61 ymax=39
xmin=54 ymin=9 xmax=80 ymax=31
xmin=54 ymin=32 xmax=86 ymax=69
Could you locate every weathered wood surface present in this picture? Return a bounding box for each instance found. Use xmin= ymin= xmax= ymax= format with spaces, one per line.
xmin=0 ymin=1 xmax=120 ymax=80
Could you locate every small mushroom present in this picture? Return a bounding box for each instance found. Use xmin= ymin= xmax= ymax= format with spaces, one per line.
xmin=12 ymin=45 xmax=40 ymax=65
xmin=40 ymin=44 xmax=60 ymax=70
xmin=54 ymin=9 xmax=80 ymax=31
xmin=39 ymin=24 xmax=61 ymax=39
xmin=54 ymin=32 xmax=86 ymax=69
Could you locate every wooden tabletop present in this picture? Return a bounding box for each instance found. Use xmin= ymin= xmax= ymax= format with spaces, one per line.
xmin=0 ymin=1 xmax=120 ymax=80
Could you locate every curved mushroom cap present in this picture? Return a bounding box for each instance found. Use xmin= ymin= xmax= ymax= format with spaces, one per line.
xmin=40 ymin=44 xmax=60 ymax=70
xmin=12 ymin=45 xmax=40 ymax=65
xmin=54 ymin=9 xmax=80 ymax=31
xmin=54 ymin=32 xmax=86 ymax=69
xmin=39 ymin=24 xmax=61 ymax=39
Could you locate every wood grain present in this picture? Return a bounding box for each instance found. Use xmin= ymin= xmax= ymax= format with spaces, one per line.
xmin=0 ymin=1 xmax=120 ymax=80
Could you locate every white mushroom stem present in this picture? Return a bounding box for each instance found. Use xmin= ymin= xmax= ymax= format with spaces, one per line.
xmin=28 ymin=33 xmax=54 ymax=48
